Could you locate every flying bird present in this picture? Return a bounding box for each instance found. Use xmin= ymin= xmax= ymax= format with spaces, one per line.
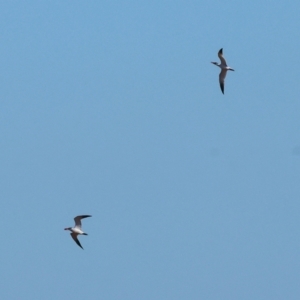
xmin=64 ymin=215 xmax=92 ymax=249
xmin=211 ymin=48 xmax=234 ymax=94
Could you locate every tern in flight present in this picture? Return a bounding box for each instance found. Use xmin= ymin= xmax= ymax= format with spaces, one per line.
xmin=64 ymin=215 xmax=92 ymax=249
xmin=211 ymin=48 xmax=234 ymax=94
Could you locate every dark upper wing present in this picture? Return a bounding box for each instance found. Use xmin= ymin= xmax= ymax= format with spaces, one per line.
xmin=218 ymin=48 xmax=227 ymax=66
xmin=70 ymin=232 xmax=84 ymax=249
xmin=74 ymin=215 xmax=92 ymax=229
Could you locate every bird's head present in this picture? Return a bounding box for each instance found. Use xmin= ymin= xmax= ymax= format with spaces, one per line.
xmin=64 ymin=227 xmax=71 ymax=231
xmin=211 ymin=62 xmax=218 ymax=65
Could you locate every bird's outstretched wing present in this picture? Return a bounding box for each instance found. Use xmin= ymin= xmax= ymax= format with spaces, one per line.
xmin=218 ymin=48 xmax=227 ymax=66
xmin=219 ymin=69 xmax=227 ymax=94
xmin=74 ymin=215 xmax=92 ymax=229
xmin=70 ymin=232 xmax=84 ymax=249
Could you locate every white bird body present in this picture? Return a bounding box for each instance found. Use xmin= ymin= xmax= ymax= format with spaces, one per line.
xmin=69 ymin=227 xmax=84 ymax=234
xmin=64 ymin=215 xmax=92 ymax=249
xmin=211 ymin=48 xmax=234 ymax=94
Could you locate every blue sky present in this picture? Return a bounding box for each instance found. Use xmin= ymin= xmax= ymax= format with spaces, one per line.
xmin=1 ymin=1 xmax=300 ymax=299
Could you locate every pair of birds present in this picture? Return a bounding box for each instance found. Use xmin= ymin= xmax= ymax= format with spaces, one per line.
xmin=65 ymin=50 xmax=233 ymax=249
xmin=211 ymin=48 xmax=234 ymax=94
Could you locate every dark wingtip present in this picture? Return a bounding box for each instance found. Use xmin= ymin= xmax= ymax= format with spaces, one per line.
xmin=77 ymin=242 xmax=84 ymax=250
xmin=219 ymin=48 xmax=223 ymax=54
xmin=81 ymin=215 xmax=92 ymax=219
xmin=220 ymin=84 xmax=224 ymax=94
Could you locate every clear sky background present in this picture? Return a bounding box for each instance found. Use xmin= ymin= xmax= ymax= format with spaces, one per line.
xmin=0 ymin=1 xmax=299 ymax=299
